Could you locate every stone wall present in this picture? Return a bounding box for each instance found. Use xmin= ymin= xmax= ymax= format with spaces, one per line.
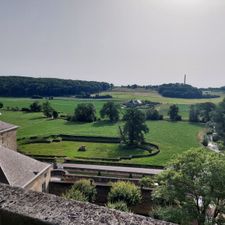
xmin=0 ymin=183 xmax=176 ymax=225
xmin=0 ymin=129 xmax=17 ymax=151
xmin=24 ymin=166 xmax=52 ymax=192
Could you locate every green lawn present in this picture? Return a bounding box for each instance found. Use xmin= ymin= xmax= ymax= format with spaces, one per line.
xmin=0 ymin=90 xmax=211 ymax=165
xmin=104 ymin=89 xmax=225 ymax=104
xmin=0 ymin=111 xmax=203 ymax=166
xmin=20 ymin=141 xmax=149 ymax=159
xmin=0 ymin=97 xmax=112 ymax=115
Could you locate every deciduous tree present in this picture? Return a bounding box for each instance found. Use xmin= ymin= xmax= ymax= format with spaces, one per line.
xmin=122 ymin=108 xmax=149 ymax=145
xmin=100 ymin=101 xmax=119 ymax=122
xmin=153 ymin=148 xmax=225 ymax=225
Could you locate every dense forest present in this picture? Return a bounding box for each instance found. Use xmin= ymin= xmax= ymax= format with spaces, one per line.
xmin=158 ymin=83 xmax=219 ymax=99
xmin=0 ymin=76 xmax=112 ymax=97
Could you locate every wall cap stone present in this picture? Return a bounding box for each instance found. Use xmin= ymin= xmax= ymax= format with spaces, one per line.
xmin=0 ymin=183 xmax=176 ymax=225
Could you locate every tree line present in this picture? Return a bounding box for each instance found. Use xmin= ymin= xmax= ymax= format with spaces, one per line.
xmin=0 ymin=76 xmax=112 ymax=97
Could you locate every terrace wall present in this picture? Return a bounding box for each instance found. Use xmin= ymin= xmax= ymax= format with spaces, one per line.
xmin=0 ymin=183 xmax=176 ymax=225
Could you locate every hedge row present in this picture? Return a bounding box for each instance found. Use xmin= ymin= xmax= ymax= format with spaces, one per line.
xmin=74 ymin=148 xmax=160 ymax=162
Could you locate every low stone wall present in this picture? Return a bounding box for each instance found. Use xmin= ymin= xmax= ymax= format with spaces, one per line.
xmin=0 ymin=183 xmax=176 ymax=225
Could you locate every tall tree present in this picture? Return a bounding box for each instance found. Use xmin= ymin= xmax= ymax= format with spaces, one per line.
xmin=122 ymin=108 xmax=149 ymax=145
xmin=189 ymin=105 xmax=200 ymax=122
xmin=73 ymin=103 xmax=96 ymax=122
xmin=42 ymin=101 xmax=54 ymax=118
xmin=168 ymin=104 xmax=182 ymax=121
xmin=30 ymin=101 xmax=42 ymax=112
xmin=153 ymin=148 xmax=225 ymax=225
xmin=211 ymin=98 xmax=225 ymax=144
xmin=100 ymin=101 xmax=119 ymax=122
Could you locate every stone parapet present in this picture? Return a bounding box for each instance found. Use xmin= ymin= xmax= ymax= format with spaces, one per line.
xmin=0 ymin=183 xmax=176 ymax=225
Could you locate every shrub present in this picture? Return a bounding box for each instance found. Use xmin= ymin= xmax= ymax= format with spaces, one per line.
xmin=0 ymin=102 xmax=3 ymax=109
xmin=30 ymin=101 xmax=42 ymax=112
xmin=146 ymin=108 xmax=163 ymax=120
xmin=140 ymin=176 xmax=154 ymax=188
xmin=108 ymin=181 xmax=141 ymax=206
xmin=73 ymin=103 xmax=96 ymax=122
xmin=65 ymin=179 xmax=96 ymax=202
xmin=63 ymin=189 xmax=87 ymax=202
xmin=107 ymin=201 xmax=129 ymax=212
xmin=151 ymin=206 xmax=191 ymax=225
xmin=52 ymin=110 xmax=59 ymax=119
xmin=202 ymin=135 xmax=209 ymax=147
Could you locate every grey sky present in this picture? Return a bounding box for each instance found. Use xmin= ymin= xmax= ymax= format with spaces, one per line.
xmin=0 ymin=0 xmax=225 ymax=87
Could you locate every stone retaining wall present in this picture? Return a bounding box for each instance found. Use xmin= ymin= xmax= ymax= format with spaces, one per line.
xmin=0 ymin=183 xmax=176 ymax=225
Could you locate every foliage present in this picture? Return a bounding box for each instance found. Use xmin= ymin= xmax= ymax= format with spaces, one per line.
xmin=210 ymin=98 xmax=225 ymax=144
xmin=72 ymin=103 xmax=96 ymax=122
xmin=42 ymin=101 xmax=54 ymax=118
xmin=63 ymin=189 xmax=87 ymax=202
xmin=0 ymin=102 xmax=3 ymax=109
xmin=145 ymin=108 xmax=163 ymax=120
xmin=100 ymin=101 xmax=120 ymax=122
xmin=107 ymin=201 xmax=129 ymax=212
xmin=189 ymin=102 xmax=216 ymax=123
xmin=0 ymin=76 xmax=111 ymax=97
xmin=153 ymin=148 xmax=225 ymax=225
xmin=52 ymin=110 xmax=59 ymax=119
xmin=202 ymin=135 xmax=209 ymax=146
xmin=168 ymin=104 xmax=182 ymax=121
xmin=151 ymin=206 xmax=191 ymax=225
xmin=158 ymin=83 xmax=216 ymax=99
xmin=64 ymin=179 xmax=96 ymax=202
xmin=139 ymin=176 xmax=154 ymax=188
xmin=30 ymin=101 xmax=42 ymax=112
xmin=108 ymin=181 xmax=141 ymax=206
xmin=122 ymin=108 xmax=149 ymax=145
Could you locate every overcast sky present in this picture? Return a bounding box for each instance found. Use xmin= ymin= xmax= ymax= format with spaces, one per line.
xmin=0 ymin=0 xmax=225 ymax=87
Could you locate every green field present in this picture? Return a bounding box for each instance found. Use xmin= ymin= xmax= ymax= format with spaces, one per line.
xmin=0 ymin=89 xmax=223 ymax=120
xmin=0 ymin=110 xmax=203 ymax=166
xmin=20 ymin=141 xmax=149 ymax=159
xmin=0 ymin=89 xmax=219 ymax=165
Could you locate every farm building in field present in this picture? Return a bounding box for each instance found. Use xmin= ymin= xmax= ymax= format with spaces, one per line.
xmin=123 ymin=99 xmax=143 ymax=107
xmin=0 ymin=121 xmax=52 ymax=192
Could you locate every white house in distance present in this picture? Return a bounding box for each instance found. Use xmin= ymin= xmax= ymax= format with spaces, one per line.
xmin=0 ymin=121 xmax=52 ymax=192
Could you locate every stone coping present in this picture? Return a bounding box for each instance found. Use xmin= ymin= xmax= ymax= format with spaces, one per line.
xmin=0 ymin=183 xmax=176 ymax=225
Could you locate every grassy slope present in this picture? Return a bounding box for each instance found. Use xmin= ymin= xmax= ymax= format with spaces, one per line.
xmin=0 ymin=89 xmax=215 ymax=165
xmin=0 ymin=111 xmax=203 ymax=166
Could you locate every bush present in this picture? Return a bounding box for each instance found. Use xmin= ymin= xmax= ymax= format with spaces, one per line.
xmin=52 ymin=110 xmax=59 ymax=119
xmin=73 ymin=103 xmax=96 ymax=122
xmin=202 ymin=135 xmax=209 ymax=147
xmin=140 ymin=176 xmax=154 ymax=188
xmin=151 ymin=206 xmax=191 ymax=225
xmin=146 ymin=108 xmax=163 ymax=120
xmin=65 ymin=179 xmax=96 ymax=202
xmin=107 ymin=201 xmax=129 ymax=212
xmin=0 ymin=102 xmax=3 ymax=109
xmin=63 ymin=189 xmax=88 ymax=202
xmin=30 ymin=101 xmax=42 ymax=112
xmin=108 ymin=181 xmax=141 ymax=206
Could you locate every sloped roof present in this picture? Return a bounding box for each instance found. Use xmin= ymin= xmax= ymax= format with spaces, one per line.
xmin=0 ymin=121 xmax=18 ymax=133
xmin=0 ymin=146 xmax=51 ymax=187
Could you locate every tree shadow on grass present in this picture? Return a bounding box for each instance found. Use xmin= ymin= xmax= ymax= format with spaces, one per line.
xmin=92 ymin=120 xmax=116 ymax=127
xmin=64 ymin=121 xmax=89 ymax=126
xmin=29 ymin=116 xmax=45 ymax=120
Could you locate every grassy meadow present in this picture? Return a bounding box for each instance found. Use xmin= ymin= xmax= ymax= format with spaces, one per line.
xmin=0 ymin=88 xmax=221 ymax=166
xmin=20 ymin=141 xmax=149 ymax=159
